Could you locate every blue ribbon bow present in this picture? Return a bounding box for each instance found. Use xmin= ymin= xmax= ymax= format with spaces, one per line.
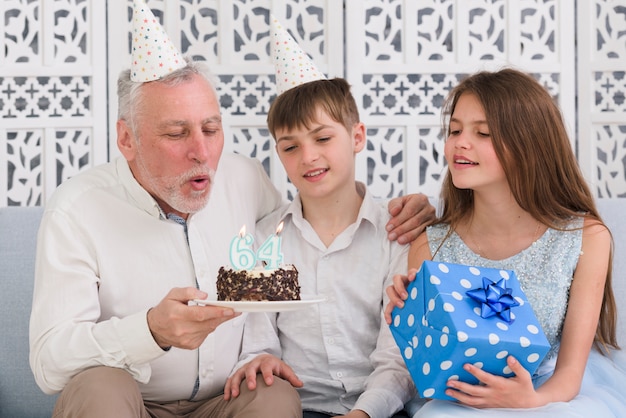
xmin=466 ymin=277 xmax=520 ymax=323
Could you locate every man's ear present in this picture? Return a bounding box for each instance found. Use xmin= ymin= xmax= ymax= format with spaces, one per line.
xmin=353 ymin=122 xmax=366 ymax=153
xmin=117 ymin=119 xmax=137 ymax=161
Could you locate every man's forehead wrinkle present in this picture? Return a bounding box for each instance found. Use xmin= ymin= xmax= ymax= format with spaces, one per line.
xmin=156 ymin=116 xmax=222 ymax=129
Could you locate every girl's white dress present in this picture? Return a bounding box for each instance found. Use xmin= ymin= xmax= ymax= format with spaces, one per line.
xmin=407 ymin=220 xmax=626 ymax=417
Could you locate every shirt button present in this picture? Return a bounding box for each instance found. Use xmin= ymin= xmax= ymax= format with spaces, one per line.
xmin=336 ymin=372 xmax=343 ymax=378
xmin=327 ymin=337 xmax=335 ymax=345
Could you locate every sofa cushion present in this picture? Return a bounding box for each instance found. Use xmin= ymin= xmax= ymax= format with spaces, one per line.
xmin=0 ymin=199 xmax=622 ymax=417
xmin=0 ymin=206 xmax=57 ymax=417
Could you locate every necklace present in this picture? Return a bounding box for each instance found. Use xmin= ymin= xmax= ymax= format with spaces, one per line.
xmin=469 ymin=221 xmax=542 ymax=258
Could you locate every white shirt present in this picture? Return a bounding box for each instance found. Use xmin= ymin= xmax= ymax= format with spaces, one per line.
xmin=29 ymin=153 xmax=283 ymax=401
xmin=238 ymin=183 xmax=416 ymax=418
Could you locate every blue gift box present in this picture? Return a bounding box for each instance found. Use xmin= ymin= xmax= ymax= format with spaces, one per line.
xmin=390 ymin=261 xmax=551 ymax=401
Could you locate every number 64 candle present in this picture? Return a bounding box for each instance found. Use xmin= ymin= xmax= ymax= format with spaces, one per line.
xmin=229 ymin=222 xmax=285 ymax=270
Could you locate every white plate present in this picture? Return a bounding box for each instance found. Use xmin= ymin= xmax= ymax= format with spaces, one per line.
xmin=192 ymin=295 xmax=326 ymax=312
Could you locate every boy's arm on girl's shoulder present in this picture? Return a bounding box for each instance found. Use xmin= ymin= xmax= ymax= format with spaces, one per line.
xmin=385 ymin=194 xmax=436 ymax=244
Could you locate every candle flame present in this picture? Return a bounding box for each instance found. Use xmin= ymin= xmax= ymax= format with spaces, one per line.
xmin=276 ymin=221 xmax=284 ymax=236
xmin=239 ymin=225 xmax=246 ymax=238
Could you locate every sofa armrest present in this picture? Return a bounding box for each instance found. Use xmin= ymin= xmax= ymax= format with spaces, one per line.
xmin=0 ymin=207 xmax=57 ymax=417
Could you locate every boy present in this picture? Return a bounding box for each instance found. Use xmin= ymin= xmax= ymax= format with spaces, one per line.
xmin=224 ymin=76 xmax=416 ymax=418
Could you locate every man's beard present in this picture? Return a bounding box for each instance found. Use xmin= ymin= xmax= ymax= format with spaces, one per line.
xmin=135 ymin=157 xmax=215 ymax=215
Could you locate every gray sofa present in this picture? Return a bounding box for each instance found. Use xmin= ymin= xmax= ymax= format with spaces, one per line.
xmin=1 ymin=201 xmax=625 ymax=417
xmin=1 ymin=207 xmax=57 ymax=417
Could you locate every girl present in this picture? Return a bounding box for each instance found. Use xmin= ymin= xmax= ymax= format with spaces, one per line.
xmin=386 ymin=68 xmax=626 ymax=417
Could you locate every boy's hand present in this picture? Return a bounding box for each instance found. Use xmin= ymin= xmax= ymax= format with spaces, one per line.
xmin=223 ymin=354 xmax=303 ymax=400
xmin=387 ymin=194 xmax=435 ymax=244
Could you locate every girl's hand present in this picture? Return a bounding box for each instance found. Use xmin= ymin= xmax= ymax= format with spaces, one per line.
xmin=445 ymin=356 xmax=543 ymax=408
xmin=384 ymin=268 xmax=418 ymax=324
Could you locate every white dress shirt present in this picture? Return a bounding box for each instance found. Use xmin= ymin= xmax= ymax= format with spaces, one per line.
xmin=29 ymin=153 xmax=283 ymax=401
xmin=238 ymin=183 xmax=416 ymax=418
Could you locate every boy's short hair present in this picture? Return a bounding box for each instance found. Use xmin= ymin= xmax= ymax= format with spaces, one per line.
xmin=267 ymin=78 xmax=360 ymax=139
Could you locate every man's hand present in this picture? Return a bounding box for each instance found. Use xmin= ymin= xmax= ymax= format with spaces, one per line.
xmin=223 ymin=354 xmax=303 ymax=400
xmin=387 ymin=194 xmax=435 ymax=244
xmin=147 ymin=287 xmax=239 ymax=350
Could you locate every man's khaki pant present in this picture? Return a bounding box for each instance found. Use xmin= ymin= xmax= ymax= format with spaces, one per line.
xmin=52 ymin=366 xmax=301 ymax=418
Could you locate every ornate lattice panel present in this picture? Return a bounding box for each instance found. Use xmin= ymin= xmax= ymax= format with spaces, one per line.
xmin=347 ymin=0 xmax=577 ymax=199
xmin=4 ymin=130 xmax=44 ymax=207
xmin=578 ymin=1 xmax=626 ymax=198
xmin=2 ymin=1 xmax=626 ymax=207
xmin=0 ymin=0 xmax=107 ymax=207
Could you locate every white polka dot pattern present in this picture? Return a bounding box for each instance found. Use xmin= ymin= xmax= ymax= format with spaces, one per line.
xmin=389 ymin=261 xmax=551 ymax=401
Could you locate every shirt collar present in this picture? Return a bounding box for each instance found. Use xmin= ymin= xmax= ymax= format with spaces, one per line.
xmin=281 ymin=181 xmax=382 ymax=233
xmin=116 ymin=157 xmax=164 ymax=219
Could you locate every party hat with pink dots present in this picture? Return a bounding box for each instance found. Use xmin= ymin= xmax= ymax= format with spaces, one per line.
xmin=270 ymin=15 xmax=326 ymax=94
xmin=130 ymin=0 xmax=185 ymax=82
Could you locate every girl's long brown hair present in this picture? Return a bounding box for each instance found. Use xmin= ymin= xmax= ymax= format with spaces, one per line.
xmin=438 ymin=68 xmax=618 ymax=351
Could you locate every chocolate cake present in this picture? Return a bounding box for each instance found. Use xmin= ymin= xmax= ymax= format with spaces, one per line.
xmin=216 ymin=265 xmax=301 ymax=301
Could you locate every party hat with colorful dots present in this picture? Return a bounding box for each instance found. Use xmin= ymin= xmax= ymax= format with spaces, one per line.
xmin=130 ymin=0 xmax=186 ymax=82
xmin=270 ymin=15 xmax=326 ymax=94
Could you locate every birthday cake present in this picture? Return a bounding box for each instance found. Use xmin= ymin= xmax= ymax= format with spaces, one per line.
xmin=216 ymin=265 xmax=301 ymax=301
